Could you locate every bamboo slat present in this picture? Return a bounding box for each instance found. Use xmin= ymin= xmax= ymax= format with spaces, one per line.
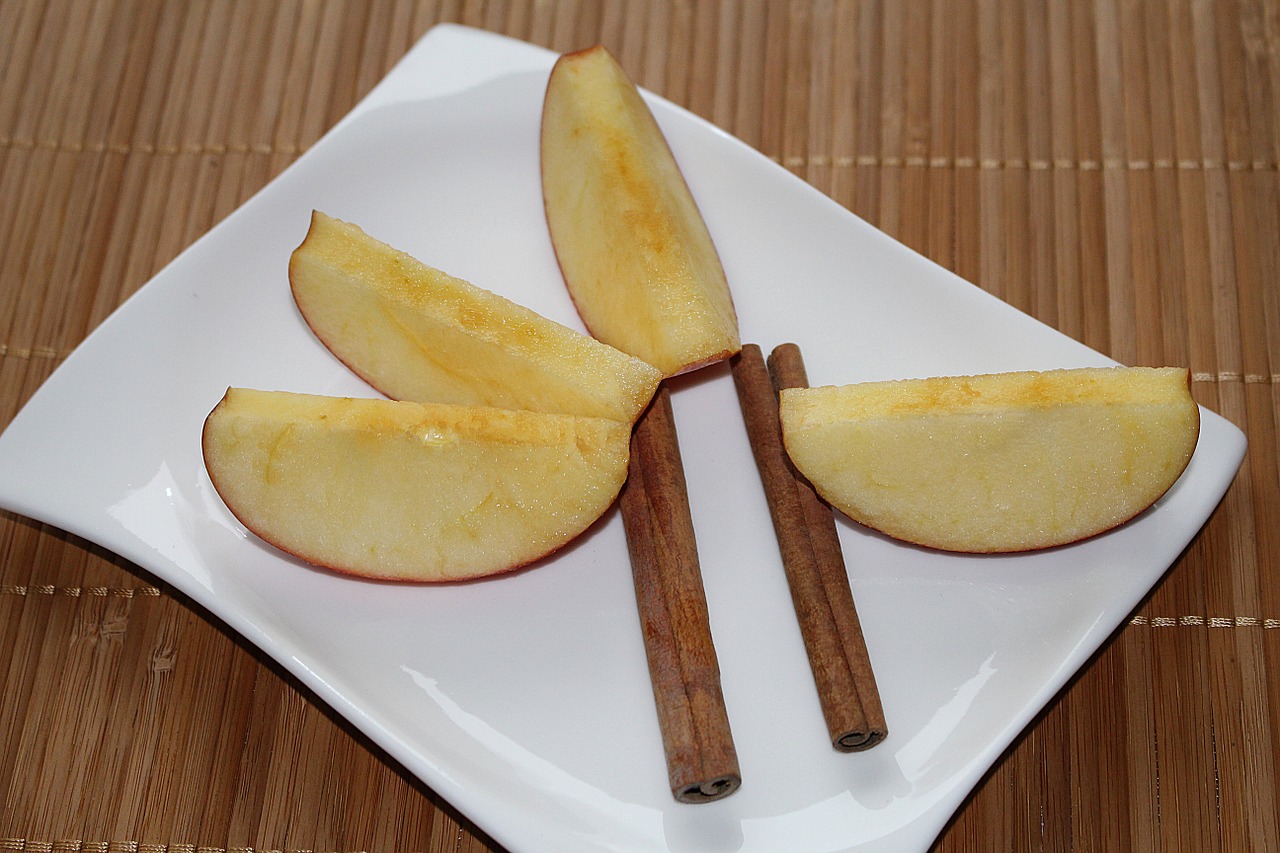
xmin=2 ymin=2 xmax=1279 ymax=851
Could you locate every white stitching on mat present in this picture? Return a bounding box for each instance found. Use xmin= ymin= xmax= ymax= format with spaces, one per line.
xmin=0 ymin=136 xmax=304 ymax=157
xmin=1128 ymin=615 xmax=1280 ymax=628
xmin=759 ymin=152 xmax=1280 ymax=172
xmin=1191 ymin=371 xmax=1280 ymax=384
xmin=0 ymin=843 xmax=367 ymax=853
xmin=0 ymin=585 xmax=161 ymax=597
xmin=0 ymin=344 xmax=70 ymax=360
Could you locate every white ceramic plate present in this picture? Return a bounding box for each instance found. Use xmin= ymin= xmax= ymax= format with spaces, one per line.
xmin=0 ymin=25 xmax=1246 ymax=853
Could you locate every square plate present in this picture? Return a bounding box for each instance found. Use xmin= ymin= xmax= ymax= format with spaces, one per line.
xmin=0 ymin=24 xmax=1246 ymax=853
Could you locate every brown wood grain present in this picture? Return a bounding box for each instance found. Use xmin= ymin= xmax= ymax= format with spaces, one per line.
xmin=2 ymin=1 xmax=1278 ymax=851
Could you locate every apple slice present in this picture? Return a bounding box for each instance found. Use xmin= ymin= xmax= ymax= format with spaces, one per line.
xmin=540 ymin=45 xmax=740 ymax=377
xmin=202 ymin=388 xmax=630 ymax=581
xmin=289 ymin=211 xmax=661 ymax=423
xmin=779 ymin=366 xmax=1200 ymax=553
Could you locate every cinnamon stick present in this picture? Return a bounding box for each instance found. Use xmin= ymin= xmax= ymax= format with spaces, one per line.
xmin=619 ymin=383 xmax=741 ymax=802
xmin=731 ymin=343 xmax=887 ymax=751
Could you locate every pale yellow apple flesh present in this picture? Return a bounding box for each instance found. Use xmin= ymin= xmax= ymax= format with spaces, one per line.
xmin=540 ymin=45 xmax=740 ymax=377
xmin=290 ymin=211 xmax=661 ymax=423
xmin=779 ymin=367 xmax=1200 ymax=553
xmin=202 ymin=388 xmax=631 ymax=581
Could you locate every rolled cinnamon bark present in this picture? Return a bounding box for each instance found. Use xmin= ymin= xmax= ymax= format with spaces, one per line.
xmin=619 ymin=384 xmax=741 ymax=801
xmin=732 ymin=343 xmax=886 ymax=751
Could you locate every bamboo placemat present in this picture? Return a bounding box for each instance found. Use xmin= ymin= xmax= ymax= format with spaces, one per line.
xmin=2 ymin=1 xmax=1277 ymax=850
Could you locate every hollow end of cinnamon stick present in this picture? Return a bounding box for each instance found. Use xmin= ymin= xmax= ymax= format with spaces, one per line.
xmin=732 ymin=343 xmax=888 ymax=753
xmin=621 ymin=384 xmax=741 ymax=802
xmin=675 ymin=772 xmax=742 ymax=803
xmin=836 ymin=727 xmax=887 ymax=752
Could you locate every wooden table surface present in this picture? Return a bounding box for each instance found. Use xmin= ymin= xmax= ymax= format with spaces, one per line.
xmin=2 ymin=2 xmax=1278 ymax=850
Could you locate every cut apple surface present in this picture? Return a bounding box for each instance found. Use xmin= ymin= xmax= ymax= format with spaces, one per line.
xmin=290 ymin=211 xmax=661 ymax=423
xmin=779 ymin=367 xmax=1201 ymax=553
xmin=540 ymin=45 xmax=740 ymax=377
xmin=202 ymin=388 xmax=630 ymax=581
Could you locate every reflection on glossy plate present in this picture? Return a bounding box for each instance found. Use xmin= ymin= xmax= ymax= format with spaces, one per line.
xmin=0 ymin=24 xmax=1246 ymax=853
